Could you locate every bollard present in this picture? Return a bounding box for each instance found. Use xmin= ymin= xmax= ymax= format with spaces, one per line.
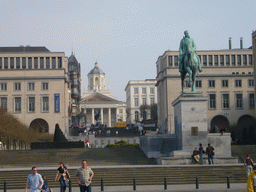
xmin=196 ymin=177 xmax=199 ymax=189
xmin=133 ymin=178 xmax=136 ymax=190
xmin=164 ymin=177 xmax=167 ymax=190
xmin=69 ymin=180 xmax=72 ymax=192
xmin=101 ymin=178 xmax=104 ymax=191
xmin=4 ymin=181 xmax=6 ymax=192
xmin=227 ymin=176 xmax=230 ymax=188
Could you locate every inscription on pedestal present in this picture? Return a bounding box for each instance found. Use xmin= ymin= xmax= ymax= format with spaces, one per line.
xmin=191 ymin=127 xmax=198 ymax=135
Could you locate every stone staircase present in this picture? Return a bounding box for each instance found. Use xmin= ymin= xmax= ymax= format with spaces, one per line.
xmin=0 ymin=165 xmax=246 ymax=190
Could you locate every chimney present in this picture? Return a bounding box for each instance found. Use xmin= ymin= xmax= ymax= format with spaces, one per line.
xmin=229 ymin=37 xmax=232 ymax=50
xmin=240 ymin=37 xmax=243 ymax=49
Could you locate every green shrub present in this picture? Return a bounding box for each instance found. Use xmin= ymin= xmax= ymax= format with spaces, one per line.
xmin=105 ymin=140 xmax=139 ymax=148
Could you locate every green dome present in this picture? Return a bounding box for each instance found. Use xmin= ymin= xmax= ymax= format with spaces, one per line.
xmin=89 ymin=61 xmax=104 ymax=74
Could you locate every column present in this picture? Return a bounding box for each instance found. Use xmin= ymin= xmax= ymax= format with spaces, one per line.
xmin=108 ymin=108 xmax=111 ymax=127
xmin=92 ymin=108 xmax=95 ymax=125
xmin=115 ymin=108 xmax=118 ymax=123
xmin=101 ymin=108 xmax=103 ymax=124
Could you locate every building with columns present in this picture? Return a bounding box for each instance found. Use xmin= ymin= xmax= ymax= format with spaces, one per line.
xmin=125 ymin=79 xmax=157 ymax=124
xmin=80 ymin=61 xmax=126 ymax=127
xmin=156 ymin=38 xmax=255 ymax=138
xmin=0 ymin=46 xmax=70 ymax=134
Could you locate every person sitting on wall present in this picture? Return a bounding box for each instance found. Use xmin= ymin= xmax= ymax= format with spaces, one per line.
xmin=191 ymin=147 xmax=200 ymax=163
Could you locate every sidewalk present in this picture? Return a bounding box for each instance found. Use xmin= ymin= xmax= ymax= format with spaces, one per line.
xmin=2 ymin=183 xmax=247 ymax=192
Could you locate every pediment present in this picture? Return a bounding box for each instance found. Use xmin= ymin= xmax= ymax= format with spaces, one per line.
xmin=81 ymin=93 xmax=119 ymax=103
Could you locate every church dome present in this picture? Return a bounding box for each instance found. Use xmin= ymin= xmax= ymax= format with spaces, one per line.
xmin=89 ymin=61 xmax=104 ymax=74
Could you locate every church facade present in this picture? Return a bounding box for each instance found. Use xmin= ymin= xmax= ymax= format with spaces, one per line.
xmin=80 ymin=61 xmax=126 ymax=127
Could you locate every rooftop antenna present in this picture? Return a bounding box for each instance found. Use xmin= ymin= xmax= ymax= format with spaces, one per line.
xmin=71 ymin=44 xmax=73 ymax=55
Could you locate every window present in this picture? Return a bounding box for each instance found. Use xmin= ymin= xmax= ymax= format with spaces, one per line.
xmin=214 ymin=55 xmax=218 ymax=66
xmin=226 ymin=55 xmax=230 ymax=66
xmin=0 ymin=57 xmax=2 ymax=69
xmin=235 ymin=93 xmax=243 ymax=109
xmin=58 ymin=57 xmax=62 ymax=68
xmin=168 ymin=56 xmax=172 ymax=66
xmin=237 ymin=55 xmax=241 ymax=66
xmin=150 ymin=87 xmax=154 ymax=94
xmin=52 ymin=57 xmax=56 ymax=68
xmin=14 ymin=83 xmax=21 ymax=91
xmin=46 ymin=57 xmax=50 ymax=68
xmin=0 ymin=83 xmax=7 ymax=91
xmin=28 ymin=82 xmax=35 ymax=91
xmin=150 ymin=98 xmax=155 ymax=105
xmin=42 ymin=96 xmax=49 ymax=112
xmin=222 ymin=94 xmax=229 ymax=109
xmin=0 ymin=97 xmax=7 ymax=110
xmin=231 ymin=55 xmax=236 ymax=66
xmin=16 ymin=57 xmax=20 ymax=69
xmin=208 ymin=80 xmax=215 ymax=88
xmin=34 ymin=57 xmax=38 ymax=69
xmin=22 ymin=57 xmax=26 ymax=69
xmin=203 ymin=55 xmax=207 ymax=66
xmin=40 ymin=57 xmax=44 ymax=69
xmin=243 ymin=55 xmax=247 ymax=65
xmin=142 ymin=88 xmax=146 ymax=94
xmin=42 ymin=82 xmax=48 ymax=90
xmin=10 ymin=57 xmax=14 ymax=69
xmin=235 ymin=80 xmax=242 ymax=87
xmin=135 ymin=111 xmax=139 ymax=121
xmin=249 ymin=55 xmax=252 ymax=65
xmin=174 ymin=56 xmax=178 ymax=66
xmin=220 ymin=55 xmax=224 ymax=66
xmin=4 ymin=57 xmax=8 ymax=69
xmin=14 ymin=97 xmax=21 ymax=112
xmin=28 ymin=97 xmax=35 ymax=112
xmin=28 ymin=57 xmax=32 ymax=69
xmin=209 ymin=94 xmax=216 ymax=109
xmin=134 ymin=98 xmax=138 ymax=106
xmin=249 ymin=93 xmax=255 ymax=110
xmin=142 ymin=98 xmax=147 ymax=105
xmin=222 ymin=80 xmax=228 ymax=88
xmin=248 ymin=79 xmax=254 ymax=87
xmin=208 ymin=55 xmax=212 ymax=66
xmin=134 ymin=88 xmax=138 ymax=94
xmin=195 ymin=80 xmax=202 ymax=88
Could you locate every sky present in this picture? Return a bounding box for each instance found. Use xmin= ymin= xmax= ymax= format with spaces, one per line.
xmin=0 ymin=0 xmax=255 ymax=101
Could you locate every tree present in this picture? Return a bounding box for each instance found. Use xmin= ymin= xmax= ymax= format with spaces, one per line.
xmin=150 ymin=104 xmax=158 ymax=120
xmin=53 ymin=124 xmax=67 ymax=142
xmin=139 ymin=105 xmax=150 ymax=121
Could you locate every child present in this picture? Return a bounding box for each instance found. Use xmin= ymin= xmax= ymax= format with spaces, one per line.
xmin=42 ymin=175 xmax=52 ymax=192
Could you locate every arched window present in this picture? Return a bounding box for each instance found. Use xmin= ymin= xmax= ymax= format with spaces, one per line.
xmin=135 ymin=111 xmax=139 ymax=121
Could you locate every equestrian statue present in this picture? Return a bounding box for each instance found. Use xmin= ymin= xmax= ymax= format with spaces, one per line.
xmin=178 ymin=31 xmax=203 ymax=92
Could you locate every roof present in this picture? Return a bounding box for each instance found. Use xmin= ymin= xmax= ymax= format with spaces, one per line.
xmin=68 ymin=54 xmax=78 ymax=64
xmin=0 ymin=46 xmax=50 ymax=53
xmin=89 ymin=61 xmax=104 ymax=74
xmin=81 ymin=92 xmax=122 ymax=104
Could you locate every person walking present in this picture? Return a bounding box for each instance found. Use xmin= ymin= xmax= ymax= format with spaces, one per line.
xmin=55 ymin=162 xmax=70 ymax=192
xmin=244 ymin=154 xmax=254 ymax=177
xmin=74 ymin=160 xmax=94 ymax=192
xmin=247 ymin=166 xmax=256 ymax=192
xmin=25 ymin=166 xmax=44 ymax=192
xmin=199 ymin=143 xmax=204 ymax=164
xmin=206 ymin=143 xmax=214 ymax=165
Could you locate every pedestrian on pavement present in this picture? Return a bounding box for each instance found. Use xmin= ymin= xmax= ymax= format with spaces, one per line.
xmin=206 ymin=143 xmax=215 ymax=164
xmin=192 ymin=147 xmax=200 ymax=163
xmin=74 ymin=160 xmax=94 ymax=192
xmin=25 ymin=166 xmax=44 ymax=192
xmin=247 ymin=165 xmax=256 ymax=192
xmin=244 ymin=153 xmax=254 ymax=177
xmin=55 ymin=162 xmax=70 ymax=192
xmin=199 ymin=143 xmax=205 ymax=164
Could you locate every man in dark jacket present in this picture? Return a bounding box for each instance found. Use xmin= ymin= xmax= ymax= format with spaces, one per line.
xmin=206 ymin=143 xmax=214 ymax=164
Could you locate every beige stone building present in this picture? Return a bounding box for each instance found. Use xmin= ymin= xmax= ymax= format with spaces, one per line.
xmin=156 ymin=41 xmax=254 ymax=136
xmin=80 ymin=61 xmax=126 ymax=127
xmin=125 ymin=79 xmax=157 ymax=124
xmin=253 ymin=31 xmax=256 ymax=117
xmin=0 ymin=46 xmax=70 ymax=134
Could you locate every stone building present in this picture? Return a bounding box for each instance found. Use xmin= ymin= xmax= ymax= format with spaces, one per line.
xmin=80 ymin=61 xmax=126 ymax=127
xmin=125 ymin=79 xmax=157 ymax=124
xmin=156 ymin=39 xmax=254 ymax=137
xmin=0 ymin=46 xmax=70 ymax=134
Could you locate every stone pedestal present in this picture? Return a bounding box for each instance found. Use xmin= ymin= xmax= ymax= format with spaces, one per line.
xmin=171 ymin=93 xmax=208 ymax=155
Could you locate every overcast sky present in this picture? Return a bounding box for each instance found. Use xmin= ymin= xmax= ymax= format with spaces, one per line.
xmin=0 ymin=0 xmax=255 ymax=101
